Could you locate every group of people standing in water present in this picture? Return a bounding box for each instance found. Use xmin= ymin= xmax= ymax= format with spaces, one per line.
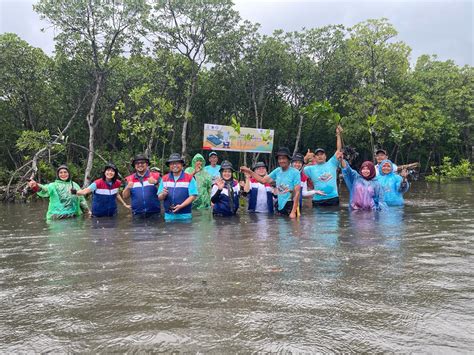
xmin=28 ymin=125 xmax=411 ymax=221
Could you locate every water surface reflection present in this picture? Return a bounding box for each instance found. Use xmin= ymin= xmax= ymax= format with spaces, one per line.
xmin=1 ymin=182 xmax=473 ymax=352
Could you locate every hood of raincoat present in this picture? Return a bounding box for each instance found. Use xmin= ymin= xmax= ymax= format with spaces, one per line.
xmin=191 ymin=153 xmax=205 ymax=170
xmin=378 ymin=159 xmax=395 ymax=176
xmin=359 ymin=161 xmax=376 ymax=181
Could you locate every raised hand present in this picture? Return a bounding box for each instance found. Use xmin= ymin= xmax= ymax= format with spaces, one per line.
xmin=336 ymin=125 xmax=343 ymax=135
xmin=304 ymin=149 xmax=314 ymax=163
xmin=216 ymin=178 xmax=225 ymax=190
xmin=240 ymin=166 xmax=252 ymax=175
xmin=195 ymin=161 xmax=202 ymax=173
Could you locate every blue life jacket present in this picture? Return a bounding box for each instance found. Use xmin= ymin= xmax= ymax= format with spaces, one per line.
xmin=247 ymin=178 xmax=274 ymax=213
xmin=212 ymin=180 xmax=239 ymax=216
xmin=91 ymin=178 xmax=121 ymax=217
xmin=162 ymin=171 xmax=194 ymax=215
xmin=126 ymin=170 xmax=161 ymax=215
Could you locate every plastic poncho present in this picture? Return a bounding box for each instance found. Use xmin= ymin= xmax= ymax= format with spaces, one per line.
xmin=185 ymin=153 xmax=212 ymax=209
xmin=342 ymin=161 xmax=386 ymax=211
xmin=377 ymin=159 xmax=409 ymax=206
xmin=37 ymin=180 xmax=89 ymax=220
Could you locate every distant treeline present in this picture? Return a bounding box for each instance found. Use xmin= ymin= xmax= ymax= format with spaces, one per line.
xmin=0 ymin=0 xmax=472 ymax=190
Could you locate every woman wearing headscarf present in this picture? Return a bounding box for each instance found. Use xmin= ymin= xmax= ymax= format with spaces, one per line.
xmin=210 ymin=160 xmax=240 ymax=216
xmin=337 ymin=153 xmax=386 ymax=211
xmin=185 ymin=153 xmax=212 ymax=209
xmin=377 ymin=159 xmax=409 ymax=206
xmin=28 ymin=165 xmax=91 ymax=220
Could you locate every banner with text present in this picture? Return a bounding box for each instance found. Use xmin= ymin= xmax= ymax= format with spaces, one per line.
xmin=202 ymin=124 xmax=274 ymax=153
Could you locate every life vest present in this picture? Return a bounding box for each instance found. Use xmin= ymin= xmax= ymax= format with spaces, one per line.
xmin=161 ymin=171 xmax=194 ymax=215
xmin=126 ymin=170 xmax=161 ymax=215
xmin=91 ymin=178 xmax=121 ymax=217
xmin=212 ymin=179 xmax=239 ymax=216
xmin=247 ymin=178 xmax=274 ymax=213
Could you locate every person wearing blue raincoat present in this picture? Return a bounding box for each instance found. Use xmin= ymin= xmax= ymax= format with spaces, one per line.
xmin=338 ymin=152 xmax=386 ymax=211
xmin=377 ymin=159 xmax=409 ymax=206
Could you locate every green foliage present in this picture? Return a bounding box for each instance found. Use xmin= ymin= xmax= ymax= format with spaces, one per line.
xmin=112 ymin=83 xmax=174 ymax=154
xmin=16 ymin=130 xmax=51 ymax=153
xmin=0 ymin=7 xmax=472 ymax=185
xmin=426 ymin=157 xmax=473 ymax=182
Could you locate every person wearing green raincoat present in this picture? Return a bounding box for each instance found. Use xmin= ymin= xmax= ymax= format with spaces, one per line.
xmin=28 ymin=165 xmax=91 ymax=220
xmin=185 ymin=153 xmax=212 ymax=209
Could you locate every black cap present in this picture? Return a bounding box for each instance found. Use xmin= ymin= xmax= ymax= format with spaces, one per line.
xmin=166 ymin=153 xmax=185 ymax=166
xmin=291 ymin=153 xmax=305 ymax=162
xmin=209 ymin=151 xmax=218 ymax=157
xmin=252 ymin=161 xmax=267 ymax=171
xmin=314 ymin=148 xmax=326 ymax=154
xmin=375 ymin=149 xmax=387 ymax=155
xmin=219 ymin=160 xmax=235 ymax=172
xmin=275 ymin=147 xmax=292 ymax=159
xmin=131 ymin=154 xmax=150 ymax=168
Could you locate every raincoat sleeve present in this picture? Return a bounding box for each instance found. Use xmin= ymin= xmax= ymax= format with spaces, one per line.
xmin=73 ymin=182 xmax=89 ymax=212
xmin=36 ymin=183 xmax=52 ymax=198
xmin=341 ymin=161 xmax=358 ymax=191
xmin=373 ymin=182 xmax=386 ymax=211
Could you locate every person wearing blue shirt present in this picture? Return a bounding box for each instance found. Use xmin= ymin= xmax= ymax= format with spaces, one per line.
xmin=158 ymin=153 xmax=198 ymax=221
xmin=303 ymin=125 xmax=343 ymax=207
xmin=241 ymin=147 xmax=301 ymax=219
xmin=204 ymin=151 xmax=221 ymax=180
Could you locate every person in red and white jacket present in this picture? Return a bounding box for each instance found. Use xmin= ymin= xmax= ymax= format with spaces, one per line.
xmin=122 ymin=154 xmax=161 ymax=216
xmin=76 ymin=163 xmax=129 ymax=217
xmin=243 ymin=161 xmax=275 ymax=214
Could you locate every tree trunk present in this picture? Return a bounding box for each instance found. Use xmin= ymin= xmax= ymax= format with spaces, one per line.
xmin=293 ymin=111 xmax=304 ymax=156
xmin=181 ymin=117 xmax=189 ymax=157
xmin=181 ymin=76 xmax=197 ymax=158
xmin=83 ymin=75 xmax=103 ymax=187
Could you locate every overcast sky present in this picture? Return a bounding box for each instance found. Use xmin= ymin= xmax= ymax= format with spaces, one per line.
xmin=1 ymin=0 xmax=472 ymax=66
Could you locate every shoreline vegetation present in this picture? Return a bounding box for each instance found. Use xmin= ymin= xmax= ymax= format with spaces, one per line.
xmin=0 ymin=1 xmax=472 ymax=201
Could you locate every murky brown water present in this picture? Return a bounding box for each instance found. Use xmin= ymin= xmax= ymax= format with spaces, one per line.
xmin=1 ymin=182 xmax=473 ymax=352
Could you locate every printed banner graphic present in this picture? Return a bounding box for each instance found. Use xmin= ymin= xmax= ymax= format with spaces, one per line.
xmin=202 ymin=124 xmax=274 ymax=153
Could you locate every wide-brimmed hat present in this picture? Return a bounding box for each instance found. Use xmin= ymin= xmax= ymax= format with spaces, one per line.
xmin=252 ymin=161 xmax=268 ymax=171
xmin=166 ymin=153 xmax=185 ymax=166
xmin=291 ymin=153 xmax=305 ymax=163
xmin=275 ymin=147 xmax=292 ymax=159
xmin=131 ymin=154 xmax=150 ymax=168
xmin=219 ymin=160 xmax=235 ymax=172
xmin=102 ymin=162 xmax=118 ymax=181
